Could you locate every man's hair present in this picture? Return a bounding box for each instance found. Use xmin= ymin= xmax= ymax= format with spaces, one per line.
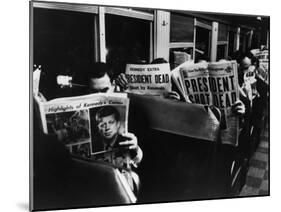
xmin=95 ymin=106 xmax=120 ymax=123
xmin=86 ymin=62 xmax=113 ymax=82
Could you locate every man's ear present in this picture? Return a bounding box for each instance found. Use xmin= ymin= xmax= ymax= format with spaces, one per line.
xmin=117 ymin=121 xmax=121 ymax=129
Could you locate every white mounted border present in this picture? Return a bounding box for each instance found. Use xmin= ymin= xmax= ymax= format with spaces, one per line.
xmin=33 ymin=1 xmax=98 ymax=13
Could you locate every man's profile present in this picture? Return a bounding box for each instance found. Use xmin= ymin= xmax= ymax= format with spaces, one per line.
xmin=86 ymin=62 xmax=115 ymax=94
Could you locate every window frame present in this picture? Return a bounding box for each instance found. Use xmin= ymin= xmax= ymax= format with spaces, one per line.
xmin=168 ymin=13 xmax=196 ymax=63
xmin=33 ymin=1 xmax=98 ymax=14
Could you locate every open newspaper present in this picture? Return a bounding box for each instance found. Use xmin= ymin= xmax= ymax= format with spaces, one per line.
xmin=172 ymin=61 xmax=240 ymax=146
xmin=255 ymin=50 xmax=269 ymax=71
xmin=125 ymin=63 xmax=172 ymax=95
xmin=35 ymin=93 xmax=129 ymax=159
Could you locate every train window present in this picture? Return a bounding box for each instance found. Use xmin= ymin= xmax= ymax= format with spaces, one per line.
xmin=228 ymin=31 xmax=235 ymax=58
xmin=33 ymin=8 xmax=97 ymax=99
xmin=195 ymin=26 xmax=211 ymax=62
xmin=170 ymin=14 xmax=194 ymax=43
xmin=217 ymin=44 xmax=227 ymax=60
xmin=218 ymin=23 xmax=228 ymax=41
xmin=105 ymin=14 xmax=151 ymax=77
xmin=239 ymin=33 xmax=247 ymax=52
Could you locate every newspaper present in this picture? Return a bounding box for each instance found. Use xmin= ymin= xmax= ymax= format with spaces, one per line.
xmin=36 ymin=93 xmax=129 ymax=159
xmin=171 ymin=60 xmax=194 ymax=102
xmin=173 ymin=51 xmax=192 ymax=67
xmin=174 ymin=60 xmax=240 ymax=146
xmin=125 ymin=63 xmax=172 ymax=95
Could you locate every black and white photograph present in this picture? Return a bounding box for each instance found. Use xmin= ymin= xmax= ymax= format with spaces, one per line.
xmin=29 ymin=0 xmax=270 ymax=211
xmin=46 ymin=110 xmax=90 ymax=144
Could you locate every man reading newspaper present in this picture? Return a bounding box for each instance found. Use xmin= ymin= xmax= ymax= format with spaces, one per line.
xmin=176 ymin=60 xmax=245 ymax=146
xmin=42 ymin=62 xmax=143 ymax=194
xmin=83 ymin=62 xmax=143 ymax=194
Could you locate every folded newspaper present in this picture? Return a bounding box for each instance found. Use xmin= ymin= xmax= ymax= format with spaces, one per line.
xmin=34 ymin=92 xmax=129 ymax=159
xmin=125 ymin=63 xmax=172 ymax=95
xmin=172 ymin=60 xmax=240 ymax=146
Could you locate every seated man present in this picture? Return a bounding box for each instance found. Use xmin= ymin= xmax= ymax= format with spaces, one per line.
xmin=93 ymin=106 xmax=142 ymax=193
xmin=86 ymin=62 xmax=142 ymax=192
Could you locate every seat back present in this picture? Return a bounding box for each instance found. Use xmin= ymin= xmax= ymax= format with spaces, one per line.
xmin=128 ymin=94 xmax=222 ymax=202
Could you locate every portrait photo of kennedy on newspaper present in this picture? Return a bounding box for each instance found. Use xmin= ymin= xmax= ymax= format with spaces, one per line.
xmin=38 ymin=93 xmax=129 ymax=161
xmin=89 ymin=104 xmax=133 ymax=169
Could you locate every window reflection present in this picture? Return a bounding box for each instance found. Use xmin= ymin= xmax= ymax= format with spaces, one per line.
xmin=170 ymin=14 xmax=194 ymax=43
xmin=195 ymin=27 xmax=211 ymax=62
xmin=105 ymin=14 xmax=150 ymax=77
xmin=34 ymin=8 xmax=97 ymax=99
